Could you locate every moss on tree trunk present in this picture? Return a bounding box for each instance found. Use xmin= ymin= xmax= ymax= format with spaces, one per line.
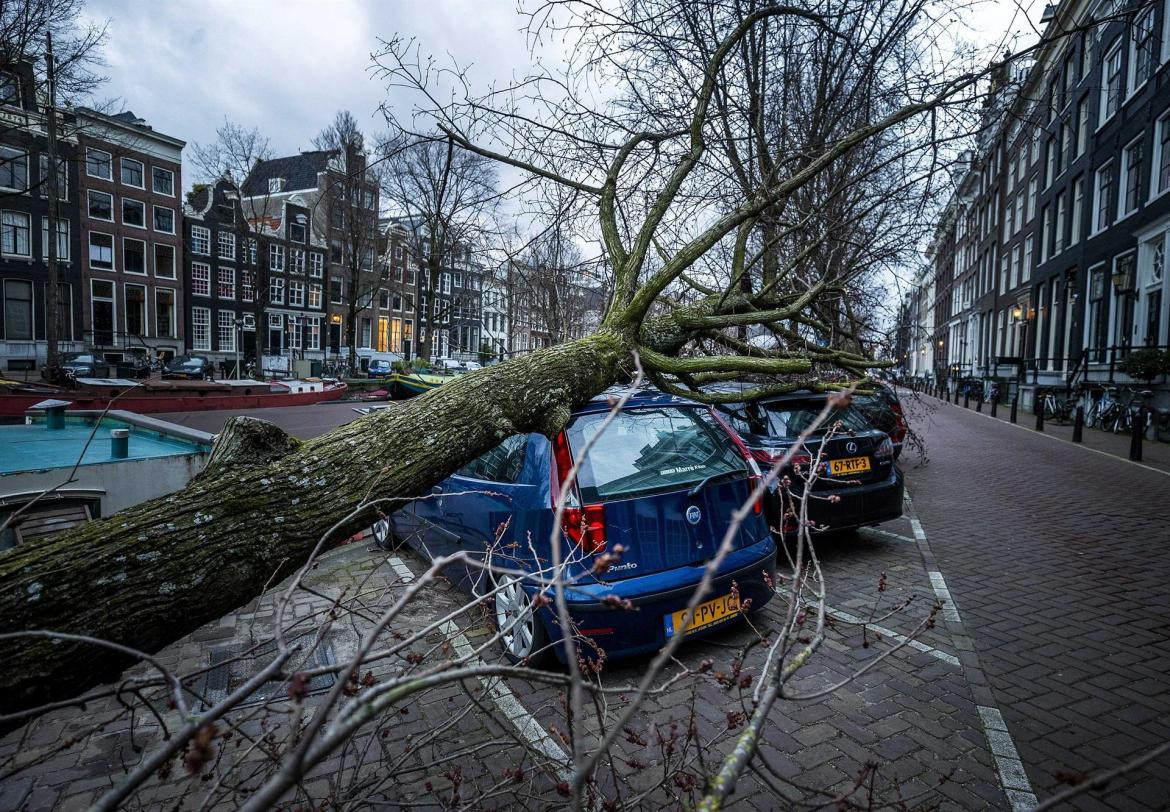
xmin=0 ymin=330 xmax=627 ymax=714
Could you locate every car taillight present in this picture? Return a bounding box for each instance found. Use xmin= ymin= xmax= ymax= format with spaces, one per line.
xmin=890 ymin=403 xmax=908 ymax=443
xmin=553 ymin=432 xmax=606 ymax=554
xmin=709 ymin=409 xmax=762 ymax=514
xmin=874 ymin=437 xmax=895 ymax=459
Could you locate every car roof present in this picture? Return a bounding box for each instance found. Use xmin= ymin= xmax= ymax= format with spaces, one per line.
xmin=572 ymin=386 xmax=700 ymax=416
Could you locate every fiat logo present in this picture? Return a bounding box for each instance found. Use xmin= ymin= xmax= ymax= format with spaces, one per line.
xmin=845 ymin=441 xmax=858 ymax=454
xmin=685 ymin=505 xmax=702 ymax=525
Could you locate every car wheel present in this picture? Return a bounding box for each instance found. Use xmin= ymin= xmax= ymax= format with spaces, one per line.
xmin=492 ymin=571 xmax=552 ymax=667
xmin=371 ymin=517 xmax=400 ymax=551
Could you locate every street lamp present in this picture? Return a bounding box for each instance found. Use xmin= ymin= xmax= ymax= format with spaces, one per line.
xmin=234 ymin=316 xmax=244 ymax=379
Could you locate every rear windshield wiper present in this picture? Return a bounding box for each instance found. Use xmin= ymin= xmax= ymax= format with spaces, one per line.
xmin=687 ymin=469 xmax=742 ymax=498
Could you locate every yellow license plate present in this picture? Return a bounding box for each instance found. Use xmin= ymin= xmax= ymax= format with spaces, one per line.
xmin=665 ymin=593 xmax=740 ymax=638
xmin=828 ymin=456 xmax=871 ymax=476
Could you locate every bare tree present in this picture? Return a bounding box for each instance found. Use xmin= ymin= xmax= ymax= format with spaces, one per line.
xmin=376 ymin=132 xmax=498 ymax=362
xmin=189 ymin=120 xmax=279 ymax=377
xmin=314 ymin=110 xmax=384 ymax=371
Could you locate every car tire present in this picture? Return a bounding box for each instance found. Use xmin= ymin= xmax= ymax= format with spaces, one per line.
xmin=371 ymin=517 xmax=401 ymax=551
xmin=491 ymin=569 xmax=553 ymax=668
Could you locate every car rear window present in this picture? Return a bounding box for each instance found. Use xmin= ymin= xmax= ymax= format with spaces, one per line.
xmin=566 ymin=406 xmax=747 ymax=502
xmin=717 ymin=400 xmax=871 ymax=439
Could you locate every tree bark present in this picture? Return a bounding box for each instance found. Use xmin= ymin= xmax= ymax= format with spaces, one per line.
xmin=0 ymin=330 xmax=627 ymax=714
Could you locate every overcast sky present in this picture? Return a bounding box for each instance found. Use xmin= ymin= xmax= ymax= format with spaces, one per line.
xmin=82 ymin=0 xmax=1049 ymax=194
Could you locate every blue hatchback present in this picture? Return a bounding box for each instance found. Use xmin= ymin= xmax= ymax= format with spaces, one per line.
xmin=386 ymin=389 xmax=777 ymax=665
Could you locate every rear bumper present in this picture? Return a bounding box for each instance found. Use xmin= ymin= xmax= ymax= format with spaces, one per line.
xmin=772 ymin=467 xmax=904 ymax=535
xmin=536 ymin=536 xmax=777 ymax=661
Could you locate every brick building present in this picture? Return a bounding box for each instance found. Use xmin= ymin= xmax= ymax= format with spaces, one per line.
xmin=76 ymin=108 xmax=184 ymax=363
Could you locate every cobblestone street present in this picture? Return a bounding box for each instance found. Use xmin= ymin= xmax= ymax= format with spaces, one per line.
xmin=2 ymin=394 xmax=1168 ymax=809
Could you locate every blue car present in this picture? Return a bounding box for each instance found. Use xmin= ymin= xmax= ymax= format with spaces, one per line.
xmin=386 ymin=389 xmax=777 ymax=666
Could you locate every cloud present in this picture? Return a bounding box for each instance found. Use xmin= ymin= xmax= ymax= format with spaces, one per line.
xmin=82 ymin=0 xmax=539 ymax=192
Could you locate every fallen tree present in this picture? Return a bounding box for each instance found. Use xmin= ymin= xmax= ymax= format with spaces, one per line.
xmin=0 ymin=0 xmax=997 ymax=715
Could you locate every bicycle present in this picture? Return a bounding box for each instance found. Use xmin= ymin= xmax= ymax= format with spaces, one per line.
xmin=1106 ymin=388 xmax=1155 ymax=435
xmin=1086 ymin=387 xmax=1120 ymax=429
xmin=1039 ymin=390 xmax=1073 ymax=423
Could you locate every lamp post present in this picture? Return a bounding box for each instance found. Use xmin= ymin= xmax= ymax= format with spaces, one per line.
xmin=234 ymin=316 xmax=244 ymax=379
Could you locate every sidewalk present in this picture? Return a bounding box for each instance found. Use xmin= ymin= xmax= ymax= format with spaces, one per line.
xmin=902 ymin=389 xmax=1170 ymax=475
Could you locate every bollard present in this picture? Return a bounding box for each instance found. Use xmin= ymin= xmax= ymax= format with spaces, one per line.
xmin=1130 ymin=408 xmax=1144 ymax=461
xmin=976 ymin=394 xmax=983 ymax=413
xmin=1072 ymin=405 xmax=1084 ymax=443
xmin=1010 ymin=394 xmax=1018 ymax=424
xmin=954 ymin=387 xmax=960 ymax=405
xmin=1035 ymin=393 xmax=1045 ymax=432
xmin=990 ymin=395 xmax=998 ymax=418
xmin=111 ymin=427 xmax=129 ymax=459
xmin=964 ymin=391 xmax=970 ymax=409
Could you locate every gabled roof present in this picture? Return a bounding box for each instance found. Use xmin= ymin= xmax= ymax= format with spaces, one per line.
xmin=241 ymin=151 xmax=335 ymax=196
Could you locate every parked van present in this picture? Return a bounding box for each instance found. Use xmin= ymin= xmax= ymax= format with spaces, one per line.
xmin=354 ymin=349 xmax=403 ymax=375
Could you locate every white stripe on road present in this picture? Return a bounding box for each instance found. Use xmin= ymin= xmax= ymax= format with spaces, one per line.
xmin=818 ymin=603 xmax=960 ymax=667
xmin=861 ymin=527 xmax=917 ymax=544
xmin=978 ymin=706 xmax=1039 ymax=811
xmin=387 ymin=556 xmax=572 ymax=775
xmin=927 ymin=570 xmax=962 ymax=624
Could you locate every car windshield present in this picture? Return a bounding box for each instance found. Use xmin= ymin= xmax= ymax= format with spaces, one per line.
xmin=717 ymin=399 xmax=871 ymax=439
xmin=66 ymin=354 xmax=94 ymax=363
xmin=566 ymin=406 xmax=747 ymax=502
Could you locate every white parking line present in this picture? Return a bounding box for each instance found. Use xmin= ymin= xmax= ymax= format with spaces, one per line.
xmin=927 ymin=570 xmax=961 ymax=624
xmin=861 ymin=527 xmax=917 ymax=544
xmin=978 ymin=706 xmax=1039 ymax=811
xmin=386 ymin=556 xmax=572 ymax=776
xmin=816 ymin=603 xmax=961 ymax=667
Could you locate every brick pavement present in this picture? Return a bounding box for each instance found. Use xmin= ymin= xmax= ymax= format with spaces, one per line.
xmin=903 ymin=392 xmax=1170 ymax=810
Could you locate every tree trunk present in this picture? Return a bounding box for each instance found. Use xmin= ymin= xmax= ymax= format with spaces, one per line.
xmin=0 ymin=330 xmax=627 ymax=715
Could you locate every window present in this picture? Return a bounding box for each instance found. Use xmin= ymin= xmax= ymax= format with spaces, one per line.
xmin=87 ymin=190 xmax=113 ymax=221
xmin=3 ymin=279 xmax=32 ymax=339
xmin=1055 ymin=193 xmax=1067 ymax=255
xmin=289 ymin=281 xmax=305 ymax=307
xmin=1076 ymin=97 xmax=1085 ymax=159
xmin=191 ymin=225 xmax=210 ymax=255
xmin=38 ymin=155 xmax=67 ymax=199
xmin=453 ymin=272 xmax=463 ymax=288
xmin=1046 ymin=137 xmax=1057 ymax=187
xmin=1154 ymin=111 xmax=1170 ymax=197
xmin=218 ymin=267 xmax=235 ymax=299
xmin=191 ymin=262 xmax=211 ymax=296
xmin=152 ymin=167 xmax=174 ymax=195
xmin=121 ymin=199 xmax=145 ymax=228
xmin=86 ymin=148 xmax=112 ymax=180
xmin=153 ymin=244 xmax=175 ymax=279
xmin=241 ymin=271 xmax=254 ymax=302
xmin=329 ymin=278 xmax=343 ymax=304
xmin=1071 ymin=176 xmax=1084 ymax=245
xmin=404 ymin=293 xmax=414 ymax=312
xmin=155 ymin=288 xmax=175 ymax=338
xmin=120 ymin=158 xmax=144 ymax=188
xmin=1022 ymin=236 xmax=1033 ymax=284
xmin=379 ymin=289 xmax=390 ymax=309
xmin=218 ymin=231 xmax=236 ymax=261
xmin=0 ymin=146 xmax=27 ymax=192
xmin=292 ymin=249 xmax=305 ymax=274
xmin=40 ymin=218 xmax=69 ymax=260
xmin=125 ymin=284 xmax=146 ymax=336
xmin=88 ymin=232 xmax=113 ymax=269
xmin=0 ymin=71 xmax=21 ymax=107
xmin=270 ymin=276 xmax=284 ymax=304
xmin=218 ymin=310 xmax=236 ymax=352
xmin=1095 ymin=162 xmax=1115 ymax=232
xmin=329 ymin=239 xmax=342 ymax=263
xmin=1120 ymin=138 xmax=1143 ymax=217
xmin=307 ymin=316 xmax=321 ymax=350
xmin=247 ymin=238 xmax=257 ymax=265
xmin=153 ymin=206 xmax=175 ymax=234
xmin=308 ymin=283 xmax=323 ymax=309
xmin=1088 ymin=265 xmax=1108 ymax=360
xmin=1028 ymin=178 xmax=1037 ymax=221
xmin=269 ymin=244 xmax=285 ymax=272
xmin=1101 ymin=39 xmax=1124 ymax=125
xmin=289 ymin=216 xmax=307 ymax=243
xmin=1129 ymin=8 xmax=1155 ymax=91
xmin=191 ymin=307 xmax=211 ymax=351
xmin=287 ymin=316 xmax=303 ymax=351
xmin=441 ymin=272 xmax=451 ymax=294
xmin=123 ymin=238 xmax=146 ymax=274
xmin=269 ymin=177 xmax=284 ymax=194
xmin=309 ymin=252 xmax=323 ymax=277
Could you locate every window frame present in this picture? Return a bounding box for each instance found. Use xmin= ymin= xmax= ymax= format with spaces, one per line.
xmin=88 ymin=230 xmax=114 ymax=270
xmin=87 ymin=189 xmax=114 ymax=222
xmin=119 ymin=157 xmax=145 ymax=189
xmin=152 ymin=166 xmax=175 ymax=196
xmin=122 ymin=236 xmax=147 ymax=275
xmin=154 ymin=244 xmax=176 ymax=279
xmin=153 ymin=205 xmax=175 ymax=235
xmin=85 ymin=147 xmax=112 ymax=180
xmin=190 ymin=261 xmax=211 ymax=297
xmin=121 ymin=197 xmax=147 ymax=230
